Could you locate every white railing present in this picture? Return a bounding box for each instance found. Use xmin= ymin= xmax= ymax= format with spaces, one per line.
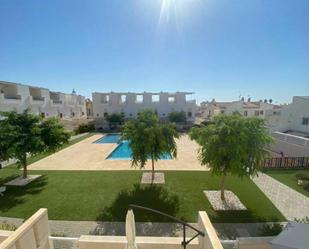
xmin=271 ymin=131 xmax=309 ymax=147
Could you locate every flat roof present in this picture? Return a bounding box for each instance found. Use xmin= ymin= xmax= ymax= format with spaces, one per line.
xmin=93 ymin=91 xmax=195 ymax=95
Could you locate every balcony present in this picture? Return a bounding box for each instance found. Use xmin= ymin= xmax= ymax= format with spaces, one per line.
xmin=51 ymin=99 xmax=63 ymax=105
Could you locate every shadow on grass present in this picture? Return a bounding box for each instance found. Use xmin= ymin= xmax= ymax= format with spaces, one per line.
xmin=96 ymin=184 xmax=180 ymax=223
xmin=0 ymin=173 xmax=20 ymax=186
xmin=211 ymin=209 xmax=282 ymax=224
xmin=0 ymin=175 xmax=48 ymax=212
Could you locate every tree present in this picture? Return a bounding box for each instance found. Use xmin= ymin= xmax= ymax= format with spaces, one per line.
xmin=190 ymin=114 xmax=272 ymax=200
xmin=2 ymin=110 xmax=70 ymax=178
xmin=106 ymin=113 xmax=124 ymax=129
xmin=0 ymin=117 xmax=15 ymax=169
xmin=122 ymin=110 xmax=179 ymax=182
xmin=168 ymin=111 xmax=187 ymax=123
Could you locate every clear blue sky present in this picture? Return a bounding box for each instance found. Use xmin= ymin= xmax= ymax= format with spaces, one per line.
xmin=0 ymin=0 xmax=308 ymax=104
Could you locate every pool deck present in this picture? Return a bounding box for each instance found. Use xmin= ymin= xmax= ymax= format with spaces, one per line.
xmin=28 ymin=134 xmax=208 ymax=171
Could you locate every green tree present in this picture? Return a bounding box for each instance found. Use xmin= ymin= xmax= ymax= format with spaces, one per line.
xmin=190 ymin=114 xmax=272 ymax=200
xmin=106 ymin=113 xmax=124 ymax=129
xmin=122 ymin=110 xmax=179 ymax=182
xmin=0 ymin=117 xmax=15 ymax=169
xmin=168 ymin=111 xmax=187 ymax=123
xmin=2 ymin=110 xmax=70 ymax=178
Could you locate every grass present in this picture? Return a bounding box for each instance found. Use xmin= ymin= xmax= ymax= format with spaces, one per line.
xmin=0 ymin=170 xmax=285 ymax=223
xmin=265 ymin=169 xmax=309 ymax=198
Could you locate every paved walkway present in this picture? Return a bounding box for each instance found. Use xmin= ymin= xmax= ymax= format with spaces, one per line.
xmin=252 ymin=173 xmax=309 ymax=220
xmin=0 ymin=133 xmax=89 ymax=169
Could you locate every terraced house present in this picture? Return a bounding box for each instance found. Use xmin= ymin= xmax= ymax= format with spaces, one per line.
xmin=0 ymin=81 xmax=86 ymax=119
xmin=92 ymin=91 xmax=197 ymax=121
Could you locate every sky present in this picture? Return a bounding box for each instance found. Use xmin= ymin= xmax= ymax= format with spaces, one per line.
xmin=0 ymin=0 xmax=308 ymax=104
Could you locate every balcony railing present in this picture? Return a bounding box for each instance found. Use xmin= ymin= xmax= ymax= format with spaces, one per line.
xmin=129 ymin=204 xmax=204 ymax=249
xmin=52 ymin=100 xmax=63 ymax=104
xmin=3 ymin=95 xmax=22 ymax=100
xmin=32 ymin=96 xmax=45 ymax=101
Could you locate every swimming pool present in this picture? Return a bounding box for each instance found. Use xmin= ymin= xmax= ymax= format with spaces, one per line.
xmin=97 ymin=134 xmax=172 ymax=160
xmin=94 ymin=134 xmax=120 ymax=144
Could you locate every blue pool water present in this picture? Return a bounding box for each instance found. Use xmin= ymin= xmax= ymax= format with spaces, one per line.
xmin=94 ymin=134 xmax=120 ymax=144
xmin=95 ymin=134 xmax=172 ymax=160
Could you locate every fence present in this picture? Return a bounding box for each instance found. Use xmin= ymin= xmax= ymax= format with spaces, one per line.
xmin=262 ymin=157 xmax=309 ymax=169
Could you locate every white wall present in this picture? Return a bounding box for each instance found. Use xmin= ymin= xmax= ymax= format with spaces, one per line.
xmin=0 ymin=81 xmax=86 ymax=119
xmin=92 ymin=92 xmax=197 ymax=121
xmin=276 ymin=97 xmax=309 ymax=134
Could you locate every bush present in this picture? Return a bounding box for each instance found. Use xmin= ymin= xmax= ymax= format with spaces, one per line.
xmin=258 ymin=223 xmax=283 ymax=236
xmin=168 ymin=111 xmax=187 ymax=123
xmin=304 ymin=183 xmax=309 ymax=192
xmin=295 ymin=173 xmax=309 ymax=181
xmin=75 ymin=123 xmax=95 ymax=134
xmin=0 ymin=222 xmax=17 ymax=231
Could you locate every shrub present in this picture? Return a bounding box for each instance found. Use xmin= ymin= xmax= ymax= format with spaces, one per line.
xmin=75 ymin=123 xmax=95 ymax=134
xmin=0 ymin=222 xmax=17 ymax=231
xmin=258 ymin=223 xmax=283 ymax=236
xmin=168 ymin=111 xmax=187 ymax=123
xmin=295 ymin=173 xmax=309 ymax=181
xmin=303 ymin=183 xmax=309 ymax=192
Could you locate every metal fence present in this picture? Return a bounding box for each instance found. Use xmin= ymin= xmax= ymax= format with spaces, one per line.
xmin=262 ymin=157 xmax=309 ymax=169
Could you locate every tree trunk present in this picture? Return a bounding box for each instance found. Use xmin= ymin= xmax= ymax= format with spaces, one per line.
xmin=151 ymin=157 xmax=155 ymax=184
xmin=0 ymin=163 xmax=2 ymax=170
xmin=22 ymin=155 xmax=28 ymax=179
xmin=220 ymin=175 xmax=226 ymax=201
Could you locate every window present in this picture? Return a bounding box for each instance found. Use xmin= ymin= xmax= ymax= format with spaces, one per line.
xmin=129 ymin=113 xmax=133 ymax=117
xmin=121 ymin=95 xmax=126 ymax=104
xmin=162 ymin=113 xmax=166 ymax=116
xmin=82 ymin=112 xmax=84 ymax=116
xmin=59 ymin=113 xmax=63 ymax=118
xmin=168 ymin=96 xmax=175 ymax=103
xmin=72 ymin=112 xmax=75 ymax=117
xmin=101 ymin=95 xmax=109 ymax=104
xmin=104 ymin=112 xmax=108 ymax=117
xmin=152 ymin=95 xmax=159 ymax=102
xmin=136 ymin=95 xmax=143 ymax=103
xmin=220 ymin=110 xmax=225 ymax=114
xmin=187 ymin=112 xmax=192 ymax=118
xmin=254 ymin=111 xmax=259 ymax=116
xmin=244 ymin=111 xmax=248 ymax=116
xmin=96 ymin=113 xmax=99 ymax=117
xmin=302 ymin=117 xmax=309 ymax=125
xmin=260 ymin=110 xmax=264 ymax=115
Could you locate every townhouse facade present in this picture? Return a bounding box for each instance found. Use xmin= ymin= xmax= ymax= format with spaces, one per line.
xmin=274 ymin=96 xmax=309 ymax=135
xmin=92 ymin=91 xmax=197 ymax=121
xmin=0 ymin=81 xmax=86 ymax=119
xmin=200 ymin=98 xmax=281 ymax=122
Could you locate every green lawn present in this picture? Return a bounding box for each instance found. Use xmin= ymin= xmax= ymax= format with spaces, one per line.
xmin=0 ymin=169 xmax=285 ymax=223
xmin=265 ymin=169 xmax=309 ymax=198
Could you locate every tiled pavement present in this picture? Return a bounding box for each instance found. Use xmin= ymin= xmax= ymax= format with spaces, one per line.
xmin=252 ymin=172 xmax=309 ymax=220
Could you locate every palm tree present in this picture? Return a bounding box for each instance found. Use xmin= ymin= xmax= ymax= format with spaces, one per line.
xmin=122 ymin=110 xmax=179 ymax=182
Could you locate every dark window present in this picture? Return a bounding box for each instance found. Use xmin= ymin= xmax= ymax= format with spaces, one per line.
xmin=96 ymin=113 xmax=99 ymax=117
xmin=260 ymin=110 xmax=264 ymax=115
xmin=302 ymin=117 xmax=309 ymax=125
xmin=82 ymin=112 xmax=84 ymax=116
xmin=244 ymin=111 xmax=248 ymax=116
xmin=59 ymin=113 xmax=63 ymax=118
xmin=254 ymin=111 xmax=259 ymax=116
xmin=187 ymin=112 xmax=192 ymax=118
xmin=72 ymin=112 xmax=75 ymax=117
xmin=104 ymin=112 xmax=108 ymax=117
xmin=220 ymin=110 xmax=225 ymax=114
xmin=41 ymin=113 xmax=45 ymax=118
xmin=129 ymin=113 xmax=133 ymax=117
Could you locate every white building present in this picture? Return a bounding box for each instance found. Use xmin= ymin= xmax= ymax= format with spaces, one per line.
xmin=92 ymin=91 xmax=197 ymax=121
xmin=274 ymin=96 xmax=309 ymax=135
xmin=201 ymin=98 xmax=281 ymax=122
xmin=0 ymin=81 xmax=86 ymax=119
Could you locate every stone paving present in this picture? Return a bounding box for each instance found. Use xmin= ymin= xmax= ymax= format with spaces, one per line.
xmin=252 ymin=172 xmax=309 ymax=220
